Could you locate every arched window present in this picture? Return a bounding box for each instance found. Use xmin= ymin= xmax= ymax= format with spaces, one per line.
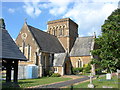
xmin=34 ymin=52 xmax=38 ymax=65
xmin=62 ymin=26 xmax=65 ymax=36
xmin=25 ymin=44 xmax=31 ymax=61
xmin=59 ymin=26 xmax=62 ymax=36
xmin=49 ymin=28 xmax=52 ymax=34
xmin=53 ymin=27 xmax=55 ymax=35
xmin=22 ymin=41 xmax=25 ymax=54
xmin=76 ymin=59 xmax=83 ymax=67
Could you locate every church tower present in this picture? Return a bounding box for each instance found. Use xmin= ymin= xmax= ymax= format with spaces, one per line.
xmin=47 ymin=18 xmax=78 ymax=52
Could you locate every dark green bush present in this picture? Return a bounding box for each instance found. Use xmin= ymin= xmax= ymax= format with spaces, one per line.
xmin=51 ymin=73 xmax=61 ymax=77
xmin=49 ymin=71 xmax=54 ymax=76
xmin=95 ymin=68 xmax=102 ymax=74
xmin=72 ymin=67 xmax=83 ymax=75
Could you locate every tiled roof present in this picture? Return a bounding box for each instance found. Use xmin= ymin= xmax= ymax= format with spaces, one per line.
xmin=0 ymin=29 xmax=27 ymax=60
xmin=70 ymin=36 xmax=94 ymax=56
xmin=53 ymin=53 xmax=67 ymax=66
xmin=27 ymin=25 xmax=65 ymax=53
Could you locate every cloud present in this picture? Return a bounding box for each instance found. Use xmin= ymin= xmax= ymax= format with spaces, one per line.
xmin=23 ymin=0 xmax=41 ymax=18
xmin=22 ymin=0 xmax=119 ymax=36
xmin=8 ymin=8 xmax=15 ymax=13
xmin=47 ymin=0 xmax=72 ymax=16
xmin=63 ymin=1 xmax=118 ymax=36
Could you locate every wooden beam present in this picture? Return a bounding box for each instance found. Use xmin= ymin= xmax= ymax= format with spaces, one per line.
xmin=13 ymin=60 xmax=18 ymax=83
xmin=6 ymin=60 xmax=12 ymax=82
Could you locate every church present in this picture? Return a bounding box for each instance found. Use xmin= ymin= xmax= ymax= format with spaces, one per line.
xmin=16 ymin=18 xmax=96 ymax=77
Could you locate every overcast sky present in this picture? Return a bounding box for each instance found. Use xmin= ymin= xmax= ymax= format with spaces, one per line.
xmin=1 ymin=0 xmax=120 ymax=39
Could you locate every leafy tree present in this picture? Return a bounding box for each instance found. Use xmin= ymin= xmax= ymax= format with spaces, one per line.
xmin=91 ymin=8 xmax=120 ymax=73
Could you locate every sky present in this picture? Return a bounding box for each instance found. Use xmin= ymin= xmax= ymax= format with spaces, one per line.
xmin=1 ymin=0 xmax=120 ymax=39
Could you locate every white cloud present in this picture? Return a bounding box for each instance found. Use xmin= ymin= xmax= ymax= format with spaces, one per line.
xmin=8 ymin=8 xmax=15 ymax=13
xmin=22 ymin=0 xmax=119 ymax=36
xmin=23 ymin=0 xmax=41 ymax=18
xmin=48 ymin=0 xmax=72 ymax=16
xmin=63 ymin=1 xmax=118 ymax=36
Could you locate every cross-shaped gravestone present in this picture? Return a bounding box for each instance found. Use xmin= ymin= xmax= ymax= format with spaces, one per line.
xmin=88 ymin=73 xmax=94 ymax=88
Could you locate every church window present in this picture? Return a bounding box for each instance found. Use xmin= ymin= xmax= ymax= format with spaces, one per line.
xmin=62 ymin=26 xmax=65 ymax=35
xmin=22 ymin=41 xmax=25 ymax=54
xmin=54 ymin=67 xmax=58 ymax=73
xmin=34 ymin=52 xmax=38 ymax=65
xmin=56 ymin=27 xmax=58 ymax=36
xmin=27 ymin=45 xmax=31 ymax=60
xmin=52 ymin=27 xmax=55 ymax=35
xmin=76 ymin=59 xmax=83 ymax=68
xmin=59 ymin=26 xmax=62 ymax=36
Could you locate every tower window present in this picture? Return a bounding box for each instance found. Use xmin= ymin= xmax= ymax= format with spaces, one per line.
xmin=59 ymin=26 xmax=62 ymax=36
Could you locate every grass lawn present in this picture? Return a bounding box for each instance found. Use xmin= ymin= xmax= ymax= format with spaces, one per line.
xmin=71 ymin=75 xmax=119 ymax=88
xmin=2 ymin=77 xmax=71 ymax=88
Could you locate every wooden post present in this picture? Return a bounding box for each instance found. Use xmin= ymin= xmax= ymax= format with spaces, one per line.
xmin=13 ymin=60 xmax=18 ymax=83
xmin=6 ymin=60 xmax=12 ymax=82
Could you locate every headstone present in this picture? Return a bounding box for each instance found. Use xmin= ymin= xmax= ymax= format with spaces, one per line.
xmin=117 ymin=69 xmax=120 ymax=78
xmin=88 ymin=73 xmax=94 ymax=88
xmin=106 ymin=73 xmax=111 ymax=80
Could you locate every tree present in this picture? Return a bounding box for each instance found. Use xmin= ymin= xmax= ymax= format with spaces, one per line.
xmin=91 ymin=8 xmax=120 ymax=73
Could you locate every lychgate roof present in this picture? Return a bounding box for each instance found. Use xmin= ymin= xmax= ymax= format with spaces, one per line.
xmin=70 ymin=36 xmax=94 ymax=57
xmin=53 ymin=53 xmax=67 ymax=66
xmin=0 ymin=29 xmax=27 ymax=60
xmin=27 ymin=25 xmax=65 ymax=53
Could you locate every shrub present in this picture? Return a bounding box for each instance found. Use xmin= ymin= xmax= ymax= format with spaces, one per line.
xmin=72 ymin=67 xmax=83 ymax=75
xmin=51 ymin=73 xmax=61 ymax=77
xmin=49 ymin=71 xmax=54 ymax=76
xmin=83 ymin=63 xmax=91 ymax=73
xmin=95 ymin=68 xmax=102 ymax=74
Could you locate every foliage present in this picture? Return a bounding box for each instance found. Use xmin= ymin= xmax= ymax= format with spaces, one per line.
xmin=72 ymin=67 xmax=83 ymax=74
xmin=51 ymin=73 xmax=61 ymax=77
xmin=95 ymin=68 xmax=102 ymax=74
xmin=48 ymin=70 xmax=54 ymax=76
xmin=91 ymin=8 xmax=120 ymax=73
xmin=83 ymin=63 xmax=91 ymax=73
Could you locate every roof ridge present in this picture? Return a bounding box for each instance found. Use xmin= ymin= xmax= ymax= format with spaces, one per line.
xmin=27 ymin=25 xmax=58 ymax=38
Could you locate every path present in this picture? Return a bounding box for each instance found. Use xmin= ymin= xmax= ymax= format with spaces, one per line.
xmin=30 ymin=75 xmax=91 ymax=88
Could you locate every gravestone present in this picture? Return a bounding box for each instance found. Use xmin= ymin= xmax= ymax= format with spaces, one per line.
xmin=106 ymin=73 xmax=111 ymax=80
xmin=88 ymin=73 xmax=94 ymax=88
xmin=117 ymin=69 xmax=120 ymax=78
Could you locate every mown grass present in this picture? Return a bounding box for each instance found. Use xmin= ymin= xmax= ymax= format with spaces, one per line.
xmin=2 ymin=77 xmax=71 ymax=88
xmin=71 ymin=75 xmax=119 ymax=88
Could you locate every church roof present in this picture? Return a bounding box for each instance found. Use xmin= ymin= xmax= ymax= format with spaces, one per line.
xmin=53 ymin=53 xmax=67 ymax=66
xmin=27 ymin=25 xmax=65 ymax=53
xmin=70 ymin=36 xmax=94 ymax=57
xmin=0 ymin=29 xmax=27 ymax=61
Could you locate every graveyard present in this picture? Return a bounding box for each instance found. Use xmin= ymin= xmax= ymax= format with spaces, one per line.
xmin=72 ymin=74 xmax=119 ymax=88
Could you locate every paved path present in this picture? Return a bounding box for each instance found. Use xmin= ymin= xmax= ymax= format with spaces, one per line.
xmin=34 ymin=76 xmax=91 ymax=88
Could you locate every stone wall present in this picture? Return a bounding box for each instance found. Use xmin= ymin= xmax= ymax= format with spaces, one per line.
xmin=70 ymin=56 xmax=91 ymax=68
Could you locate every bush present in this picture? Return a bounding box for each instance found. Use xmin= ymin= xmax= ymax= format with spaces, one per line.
xmin=95 ymin=68 xmax=102 ymax=74
xmin=72 ymin=67 xmax=83 ymax=75
xmin=83 ymin=64 xmax=91 ymax=73
xmin=49 ymin=71 xmax=54 ymax=76
xmin=51 ymin=73 xmax=61 ymax=77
